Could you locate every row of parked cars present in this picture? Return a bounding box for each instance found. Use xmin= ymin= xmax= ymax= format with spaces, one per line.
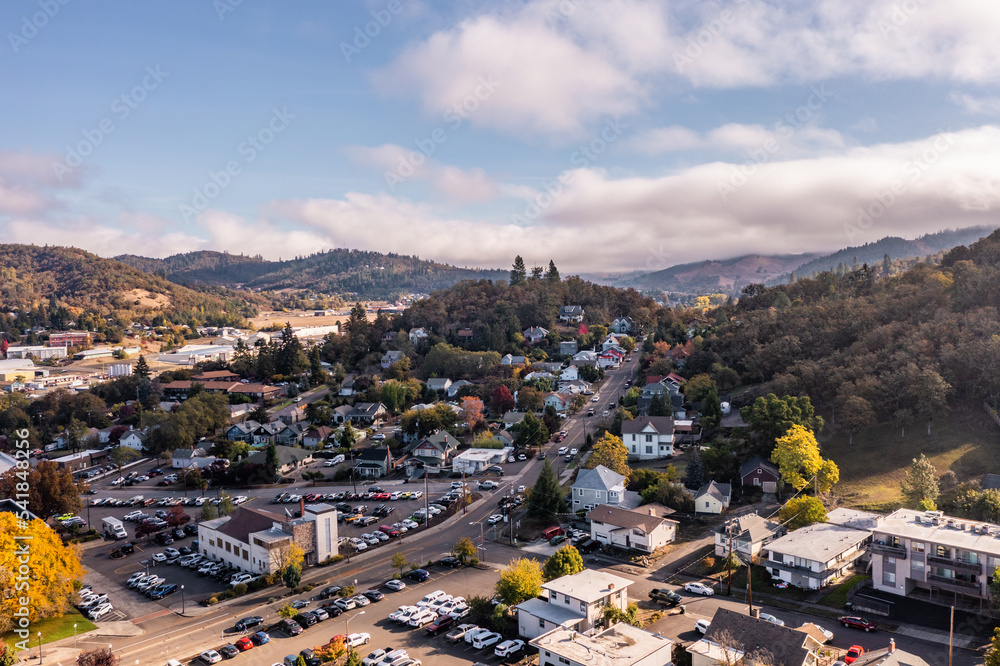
xmin=125 ymin=570 xmax=180 ymax=601
xmin=76 ymin=585 xmax=116 ymax=621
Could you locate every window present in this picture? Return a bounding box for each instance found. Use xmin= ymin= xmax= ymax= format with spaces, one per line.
xmin=753 ymin=478 xmax=761 ymax=486
xmin=559 ymin=658 xmax=571 ymax=665
xmin=883 ymin=571 xmax=895 ymax=586
xmin=645 ymin=435 xmax=652 ymax=442
xmin=912 ymin=542 xmax=925 ymax=553
xmin=242 ymin=548 xmax=248 ymax=559
xmin=564 ymin=595 xmax=570 ymax=605
xmin=887 ymin=557 xmax=895 ymax=565
xmin=576 ymin=489 xmax=583 ymax=496
xmin=633 ymin=529 xmax=644 ymax=536
xmin=225 ymin=541 xmax=232 ymax=553
xmin=539 ymin=618 xmax=545 ymax=628
xmin=936 ymin=544 xmax=949 ymax=558
xmin=580 ymin=601 xmax=585 ymax=611
xmin=912 ymin=559 xmax=924 ymax=572
xmin=704 ymin=501 xmax=710 ymax=508
xmin=645 ymin=446 xmax=653 ymax=455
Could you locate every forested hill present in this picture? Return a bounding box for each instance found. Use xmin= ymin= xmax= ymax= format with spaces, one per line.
xmin=697 ymin=227 xmax=1000 ymax=433
xmin=116 ymin=249 xmax=508 ymax=300
xmin=0 ymin=245 xmax=256 ymax=327
xmin=766 ymin=226 xmax=993 ymax=284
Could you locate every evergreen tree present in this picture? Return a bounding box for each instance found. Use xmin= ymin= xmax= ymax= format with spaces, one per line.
xmin=527 ymin=459 xmax=563 ymax=518
xmin=510 ymin=256 xmax=527 ymax=286
xmin=901 ymin=454 xmax=940 ymax=509
xmin=685 ymin=448 xmax=705 ymax=490
xmin=649 ymin=394 xmax=670 ymax=417
xmin=530 ymin=265 xmax=544 ymax=280
xmin=700 ymin=386 xmax=722 ymax=429
xmin=277 ymin=323 xmax=305 ymax=376
xmin=309 ymin=346 xmax=324 ymax=385
xmin=265 ymin=442 xmax=279 ymax=475
xmin=134 ymin=355 xmax=151 ymax=379
xmin=545 ymin=260 xmax=560 ymax=283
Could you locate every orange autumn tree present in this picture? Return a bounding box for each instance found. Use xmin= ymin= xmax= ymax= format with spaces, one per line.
xmin=459 ymin=396 xmax=485 ymax=430
xmin=0 ymin=512 xmax=84 ymax=632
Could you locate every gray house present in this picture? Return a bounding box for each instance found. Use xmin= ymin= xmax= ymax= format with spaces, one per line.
xmin=571 ymin=465 xmax=627 ymax=512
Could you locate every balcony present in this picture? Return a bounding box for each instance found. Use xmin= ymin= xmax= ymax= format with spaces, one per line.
xmin=927 ymin=573 xmax=981 ymax=592
xmin=927 ymin=555 xmax=982 ymax=572
xmin=870 ymin=542 xmax=907 ymax=559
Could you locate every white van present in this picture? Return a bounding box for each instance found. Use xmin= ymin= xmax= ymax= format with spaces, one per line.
xmin=416 ymin=590 xmax=447 ymax=607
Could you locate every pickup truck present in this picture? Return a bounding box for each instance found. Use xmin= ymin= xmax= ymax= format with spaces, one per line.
xmin=649 ymin=588 xmax=682 ymax=607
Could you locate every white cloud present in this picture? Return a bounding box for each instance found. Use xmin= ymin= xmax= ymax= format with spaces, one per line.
xmin=625 ymin=122 xmax=846 ymax=157
xmin=949 ymin=91 xmax=1000 ymax=116
xmin=346 ymin=143 xmax=499 ymax=203
xmin=3 ymin=214 xmax=204 ymax=258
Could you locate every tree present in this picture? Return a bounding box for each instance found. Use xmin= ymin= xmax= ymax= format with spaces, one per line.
xmin=249 ymin=403 xmax=270 ymax=424
xmin=459 ymin=397 xmax=485 ymax=430
xmin=584 ymin=433 xmax=630 ymax=476
xmin=648 ymin=394 xmax=670 ymax=417
xmin=110 ymin=445 xmax=140 ymax=473
xmin=603 ymin=602 xmax=641 ymax=627
xmin=282 ymin=563 xmax=302 ymax=589
xmin=900 ymin=454 xmax=940 ymax=509
xmin=391 ymin=552 xmax=408 ymax=577
xmin=0 ymin=644 xmax=17 ymax=666
xmin=683 ymin=374 xmax=716 ymax=403
xmin=778 ymin=496 xmax=827 ymax=529
xmin=542 ymin=544 xmax=584 ymax=581
xmin=339 ymin=424 xmax=358 ymax=448
xmin=986 ymin=627 xmax=1000 ymax=666
xmin=76 ymin=647 xmax=119 ymax=666
xmin=514 ymin=411 xmax=549 ymax=450
xmin=546 ymin=260 xmax=560 ymax=282
xmin=840 ymin=395 xmax=875 ymax=445
xmin=452 ymin=536 xmax=478 ymax=564
xmin=700 ymin=386 xmax=722 ymax=430
xmin=201 ymin=502 xmax=218 ymax=521
xmin=495 ymin=557 xmax=543 ymax=605
xmin=133 ymin=355 xmax=151 ymax=379
xmin=265 ymin=442 xmax=280 ymax=475
xmin=0 ymin=460 xmax=81 ymax=519
xmin=346 ymin=649 xmax=362 ymax=666
xmin=684 ymin=448 xmax=705 ymax=490
xmin=218 ymin=493 xmax=234 ymax=516
xmin=527 ymin=459 xmax=563 ymax=519
xmin=771 ymin=425 xmax=839 ymax=492
xmin=740 ymin=394 xmax=824 ymax=452
xmin=166 ymin=505 xmax=188 ymax=527
xmin=277 ymin=602 xmax=297 ymax=619
xmin=0 ymin=513 xmax=84 ymax=633
xmin=510 ymin=256 xmax=527 ymax=286
xmin=309 ymin=345 xmax=324 ymax=386
xmin=490 ymin=385 xmax=515 ymax=415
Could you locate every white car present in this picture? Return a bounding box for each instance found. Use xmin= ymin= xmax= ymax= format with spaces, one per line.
xmin=557 ymin=447 xmax=568 ymax=455
xmin=87 ymin=602 xmax=114 ymax=621
xmin=695 ymin=619 xmax=710 ymax=634
xmin=389 ymin=491 xmax=403 ymax=500
xmin=684 ymin=582 xmax=715 ymax=596
xmin=465 ymin=627 xmax=493 ymax=645
xmin=347 ymin=633 xmax=371 ymax=647
xmin=472 ymin=631 xmax=502 ymax=649
xmin=124 ymin=510 xmax=143 ymax=521
xmin=417 ymin=590 xmax=447 ymax=606
xmin=385 ymin=579 xmax=406 ymax=592
xmin=126 ymin=572 xmax=146 ymax=585
xmin=230 ymin=573 xmax=254 ymax=586
xmin=402 ymin=519 xmax=419 ymax=529
xmin=325 ymin=459 xmax=337 ymax=467
xmin=408 ymin=609 xmax=437 ymax=627
xmin=363 ymin=649 xmax=404 ymax=666
xmin=591 ymin=396 xmax=599 ymax=402
xmin=151 ymin=552 xmax=167 ymax=563
xmin=389 ymin=605 xmax=418 ymax=623
xmin=759 ymin=612 xmax=784 ymax=626
xmin=569 ymin=448 xmax=578 ymax=455
xmin=487 ymin=514 xmax=504 ymax=525
xmin=451 ymin=481 xmax=466 ymax=489
xmin=350 ymin=538 xmax=369 ymax=551
xmin=494 ymin=639 xmax=525 ymax=657
xmin=233 ymin=496 xmax=249 ymax=505
xmin=447 ymin=604 xmax=471 ymax=619
xmin=517 ymin=485 xmax=526 ymax=493
xmin=438 ymin=596 xmax=465 ymax=613
xmin=200 ymin=649 xmax=223 ymax=664
xmin=362 ymin=533 xmax=380 ymax=546
xmin=353 ymin=595 xmax=371 ymax=607
xmin=427 ymin=595 xmax=455 ymax=612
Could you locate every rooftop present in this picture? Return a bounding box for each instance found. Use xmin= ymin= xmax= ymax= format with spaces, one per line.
xmin=587 ymin=504 xmax=677 ymax=533
xmin=702 ymin=608 xmax=818 ymax=666
xmin=766 ymin=522 xmax=871 ymax=562
xmin=573 ymin=465 xmax=626 ymax=492
xmin=827 ymin=507 xmax=882 ymax=530
xmin=531 ymin=623 xmax=672 ymax=665
xmin=620 ymin=415 xmax=674 ymax=435
xmin=875 ymin=508 xmax=1000 ymax=555
xmin=515 ymin=598 xmax=586 ymax=628
xmin=542 ymin=569 xmax=634 ymax=604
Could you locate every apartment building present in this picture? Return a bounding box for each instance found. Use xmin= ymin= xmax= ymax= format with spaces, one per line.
xmin=515 ymin=570 xmax=633 ymax=639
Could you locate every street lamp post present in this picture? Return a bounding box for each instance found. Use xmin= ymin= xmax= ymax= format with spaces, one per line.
xmin=181 ymin=584 xmax=186 ymax=615
xmin=36 ymin=632 xmax=41 ymax=663
xmin=73 ymin=623 xmax=78 ymax=651
xmin=345 ymin=610 xmax=365 ymax=644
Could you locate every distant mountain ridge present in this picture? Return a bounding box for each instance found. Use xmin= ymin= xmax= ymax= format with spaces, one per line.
xmin=115 ymin=249 xmax=507 ymax=300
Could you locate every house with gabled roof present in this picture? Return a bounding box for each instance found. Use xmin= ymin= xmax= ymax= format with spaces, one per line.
xmin=543 ymin=392 xmax=572 ymax=413
xmin=523 ymin=326 xmax=549 ymax=345
xmin=501 ymin=354 xmax=527 ymax=366
xmin=381 ymin=350 xmax=405 ymax=369
xmin=558 ymin=305 xmax=584 ymax=323
xmin=349 ymin=402 xmax=387 ymax=425
xmin=426 ymin=378 xmax=452 ymax=394
xmin=408 ymin=431 xmax=460 ymax=468
xmin=689 ymin=608 xmax=823 ymax=666
xmin=408 ymin=327 xmax=429 ymax=345
xmin=516 ymin=569 xmax=634 ymax=640
xmin=355 ymin=446 xmax=391 ymax=478
xmin=572 ymin=465 xmax=626 ymax=511
xmin=610 ymin=316 xmax=634 ymax=334
xmin=621 ymin=415 xmax=675 ymax=459
xmin=247 ymin=445 xmax=313 ymax=474
xmin=447 ymin=379 xmax=472 ymax=398
xmin=694 ymin=481 xmax=731 ymax=514
xmin=559 ymin=340 xmax=578 ymax=355
xmin=714 ymin=512 xmax=786 ymax=558
xmin=740 ymin=454 xmax=781 ymax=493
xmin=303 ymin=426 xmax=334 ymax=449
xmin=339 ymin=378 xmax=356 ymax=397
xmin=588 ymin=503 xmax=678 ymax=553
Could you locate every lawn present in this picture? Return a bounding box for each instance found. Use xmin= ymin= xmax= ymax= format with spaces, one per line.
xmin=1 ymin=612 xmax=96 ymax=647
xmin=818 ymin=574 xmax=870 ymax=609
xmin=821 ymin=402 xmax=999 ymax=510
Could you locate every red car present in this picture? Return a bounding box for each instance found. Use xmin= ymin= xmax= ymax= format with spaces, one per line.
xmin=234 ymin=637 xmax=254 ymax=652
xmin=844 ymin=645 xmax=865 ymax=664
xmin=839 ymin=616 xmax=877 ymax=632
xmin=329 ymin=634 xmax=347 ymax=646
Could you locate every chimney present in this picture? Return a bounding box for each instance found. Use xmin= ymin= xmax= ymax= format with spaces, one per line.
xmin=649 ymin=508 xmax=655 ymax=516
xmin=299 ymin=497 xmax=305 ymax=517
xmin=750 ymin=608 xmax=760 ymax=618
xmin=889 ymin=638 xmax=895 ymax=654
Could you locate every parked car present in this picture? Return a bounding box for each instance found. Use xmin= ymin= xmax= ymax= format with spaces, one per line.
xmin=385 ymin=579 xmax=406 ymax=591
xmin=199 ymin=650 xmax=222 ymax=664
xmin=407 ymin=568 xmax=430 ymax=582
xmin=425 ymin=615 xmax=455 ymax=635
xmin=839 ymin=616 xmax=878 ymax=632
xmin=472 ymin=631 xmax=502 ymax=649
xmin=279 ymin=619 xmax=303 ymax=636
xmin=649 ymin=588 xmax=682 ymax=607
xmin=845 ymin=646 xmax=866 ymax=664
xmin=494 ymin=639 xmax=525 ymax=657
xmin=439 ymin=556 xmax=462 ymax=568
xmin=695 ymin=619 xmax=711 ymax=635
xmin=684 ymin=582 xmax=715 ymax=596
xmin=234 ymin=637 xmax=254 ymax=652
xmin=759 ymin=612 xmax=784 ymax=626
xmin=363 ymin=589 xmax=385 ymax=602
xmin=250 ymin=631 xmax=270 ymax=645
xmin=320 ymin=585 xmax=343 ymax=599
xmin=217 ymin=644 xmax=239 ymax=659
xmin=446 ymin=624 xmax=478 ymax=642
xmin=347 ymin=633 xmax=371 ymax=647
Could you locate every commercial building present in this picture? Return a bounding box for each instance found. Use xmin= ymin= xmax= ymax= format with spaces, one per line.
xmin=5 ymin=345 xmax=67 ymax=360
xmin=49 ymin=331 xmax=92 ymax=348
xmin=515 ymin=569 xmax=633 ymax=639
xmin=533 ymin=623 xmax=673 ymax=666
xmin=451 ymin=447 xmax=513 ymax=474
xmin=0 ymin=358 xmax=49 ymax=381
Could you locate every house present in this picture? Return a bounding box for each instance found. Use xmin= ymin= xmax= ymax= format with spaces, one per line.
xmin=558 ymin=379 xmax=590 ymax=394
xmin=493 ymin=430 xmax=515 ymax=447
xmin=740 ymin=454 xmax=781 ymax=493
xmin=408 ymin=328 xmax=429 ymax=345
xmin=227 ymin=421 xmax=260 ymax=442
xmin=610 ymin=316 xmax=634 ymax=334
xmin=502 ymin=411 xmax=526 ymax=427
xmin=525 ymin=371 xmax=557 ymax=383
xmin=588 ymin=503 xmax=678 ymax=553
xmin=246 ymin=445 xmax=313 ymax=475
xmin=303 ymin=426 xmax=335 ymax=448
xmin=355 ymin=447 xmax=392 ymax=478
xmin=409 ymin=431 xmax=460 ymax=468
xmin=570 ymin=350 xmax=598 ymax=368
xmin=515 ymin=569 xmax=634 ymax=639
xmin=688 ymin=608 xmax=823 ymax=666
xmin=558 ymin=305 xmax=584 ymax=323
xmin=559 ymin=340 xmax=578 ymax=355
xmin=666 ymin=341 xmax=693 ymax=365
xmin=764 ymin=520 xmax=873 ymax=590
xmin=664 ymin=372 xmax=686 ymax=390
xmin=172 ymin=447 xmax=214 ymax=469
xmin=332 ymin=405 xmax=354 ymax=424
xmin=380 ymin=330 xmax=398 ymax=344
xmin=501 ymin=354 xmax=527 ymax=365
xmin=191 ymin=370 xmax=239 ymax=382
xmin=694 ymin=481 xmax=731 ymax=514
xmin=447 ymin=379 xmax=472 ymax=398
xmin=601 ymin=334 xmax=625 ymax=351
xmin=426 ymin=378 xmax=453 ymax=394
xmin=869 ymin=508 xmax=1000 ymax=602
xmin=849 ymin=641 xmax=929 ymax=666
xmin=339 ymin=379 xmax=357 ymax=397
xmin=714 ymin=512 xmax=786 ymax=558
xmin=456 ymin=328 xmax=474 ymax=341
xmin=621 ymin=416 xmax=675 ymax=460
xmin=0 ymin=453 xmax=17 ymax=476
xmin=543 ymin=392 xmax=572 ymax=413
xmin=228 ymin=403 xmax=253 ymax=420
xmin=381 ymin=350 xmax=405 ymax=369
xmin=572 ymin=465 xmax=626 ymax=512
xmin=640 ymin=379 xmax=677 ymax=399
xmin=118 ymin=430 xmax=147 ymax=452
xmin=533 ymin=623 xmax=672 ymax=666
xmin=350 ymin=402 xmax=387 ymax=425
xmin=558 ymin=365 xmax=579 ymax=382
xmin=198 ymin=503 xmax=338 ymax=574
xmin=452 ymin=447 xmax=513 ymax=474
xmin=523 ymin=327 xmax=549 ymax=345
xmin=597 ymin=350 xmax=622 ymax=369
xmin=273 ymin=421 xmax=306 ymax=446
xmin=250 ymin=422 xmax=280 ymax=446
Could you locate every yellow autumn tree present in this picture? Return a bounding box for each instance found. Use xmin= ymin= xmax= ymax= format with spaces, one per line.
xmin=0 ymin=512 xmax=84 ymax=632
xmin=584 ymin=433 xmax=631 ymax=476
xmin=771 ymin=425 xmax=839 ymax=492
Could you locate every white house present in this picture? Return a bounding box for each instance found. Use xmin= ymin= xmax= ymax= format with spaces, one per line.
xmin=408 ymin=328 xmax=429 ymax=345
xmin=426 ymin=378 xmax=453 ymax=394
xmin=452 ymin=447 xmax=513 ymax=474
xmin=588 ymin=503 xmax=678 ymax=553
xmin=501 ymin=354 xmax=527 ymax=366
xmin=534 ymin=623 xmax=672 ymax=666
xmin=571 ymin=465 xmax=627 ymax=512
xmin=523 ymin=327 xmax=549 ymax=345
xmin=543 ymin=392 xmax=572 ymax=413
xmin=118 ymin=429 xmax=147 ymax=451
xmin=621 ymin=416 xmax=675 ymax=460
xmin=694 ymin=481 xmax=731 ymax=514
xmin=714 ymin=512 xmax=786 ymax=558
xmin=558 ymin=305 xmax=584 ymax=323
xmin=764 ymin=521 xmax=873 ymax=590
xmin=559 ymin=366 xmax=579 ymax=382
xmin=171 ymin=447 xmax=216 ymax=469
xmin=447 ymin=379 xmax=472 ymax=398
xmin=515 ymin=569 xmax=633 ymax=639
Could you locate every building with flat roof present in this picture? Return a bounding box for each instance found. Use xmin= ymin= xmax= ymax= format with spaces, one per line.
xmin=6 ymin=345 xmax=67 ymax=360
xmin=533 ymin=623 xmax=672 ymax=666
xmin=870 ymin=509 xmax=1000 ymax=602
xmin=516 ymin=569 xmax=633 ymax=639
xmin=764 ymin=520 xmax=873 ymax=590
xmin=451 ymin=447 xmax=513 ymax=474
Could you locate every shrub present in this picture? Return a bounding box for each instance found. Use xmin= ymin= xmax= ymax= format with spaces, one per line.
xmin=303 ymin=583 xmax=314 ymax=592
xmin=340 ymin=584 xmax=356 ymax=597
xmin=703 ymin=556 xmax=716 ymax=571
xmin=232 ymin=583 xmax=248 ymax=596
xmin=206 ymin=596 xmax=219 ymax=606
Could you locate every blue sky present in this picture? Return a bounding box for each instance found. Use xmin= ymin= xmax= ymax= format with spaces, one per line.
xmin=2 ymin=0 xmax=1000 ymax=273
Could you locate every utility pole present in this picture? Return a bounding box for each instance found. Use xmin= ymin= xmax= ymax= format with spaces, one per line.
xmin=461 ymin=468 xmax=467 ymax=515
xmin=726 ymin=519 xmax=733 ymax=596
xmin=747 ymin=556 xmax=753 ymax=614
xmin=948 ymin=605 xmax=954 ymax=666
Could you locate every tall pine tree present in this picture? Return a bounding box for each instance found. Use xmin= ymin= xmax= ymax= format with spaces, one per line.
xmin=134 ymin=355 xmax=151 ymax=379
xmin=545 ymin=260 xmax=560 ymax=283
xmin=510 ymin=256 xmax=527 ymax=286
xmin=527 ymin=459 xmax=563 ymax=518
